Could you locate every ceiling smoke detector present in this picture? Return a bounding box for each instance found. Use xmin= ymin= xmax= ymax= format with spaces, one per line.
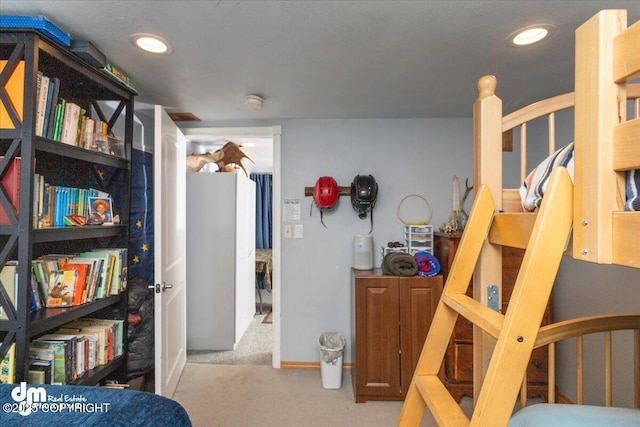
xmin=245 ymin=94 xmax=264 ymax=110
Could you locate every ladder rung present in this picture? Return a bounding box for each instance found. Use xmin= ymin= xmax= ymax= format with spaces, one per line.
xmin=415 ymin=375 xmax=469 ymax=427
xmin=488 ymin=212 xmax=537 ymax=249
xmin=442 ymin=294 xmax=504 ymax=339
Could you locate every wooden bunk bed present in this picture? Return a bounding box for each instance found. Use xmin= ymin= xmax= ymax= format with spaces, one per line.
xmin=397 ymin=9 xmax=640 ymax=427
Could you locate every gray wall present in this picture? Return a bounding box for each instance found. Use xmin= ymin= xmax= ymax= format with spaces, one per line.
xmin=554 ymin=258 xmax=640 ymax=407
xmin=278 ymin=118 xmax=472 ymax=363
xmin=183 ymin=113 xmax=639 ymax=402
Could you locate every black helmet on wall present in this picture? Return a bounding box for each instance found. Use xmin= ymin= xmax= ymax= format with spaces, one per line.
xmin=351 ymin=174 xmax=378 ymax=219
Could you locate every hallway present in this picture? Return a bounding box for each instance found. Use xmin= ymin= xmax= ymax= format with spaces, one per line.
xmin=186 ymin=291 xmax=272 ymax=366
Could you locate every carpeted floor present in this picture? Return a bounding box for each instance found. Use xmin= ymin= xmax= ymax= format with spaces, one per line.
xmin=187 ymin=291 xmax=272 ymax=366
xmin=173 ymin=363 xmax=458 ymax=427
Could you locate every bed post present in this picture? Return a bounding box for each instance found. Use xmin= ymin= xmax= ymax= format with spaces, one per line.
xmin=574 ymin=10 xmax=626 ymax=264
xmin=472 ymin=75 xmax=504 ymax=401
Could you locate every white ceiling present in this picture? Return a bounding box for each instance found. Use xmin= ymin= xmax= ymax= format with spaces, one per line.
xmin=3 ymin=1 xmax=639 ymax=131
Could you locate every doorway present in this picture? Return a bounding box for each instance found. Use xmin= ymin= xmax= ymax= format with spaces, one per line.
xmin=182 ymin=126 xmax=281 ymax=368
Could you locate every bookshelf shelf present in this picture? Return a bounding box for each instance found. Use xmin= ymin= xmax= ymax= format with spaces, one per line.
xmin=0 ymin=29 xmax=134 ymax=386
xmin=72 ymin=355 xmax=125 ymax=386
xmin=35 ymin=138 xmax=129 ymax=168
xmin=31 ymin=225 xmax=127 ymax=243
xmin=0 ymin=225 xmax=126 ymax=242
xmin=29 ymin=294 xmax=123 ymax=337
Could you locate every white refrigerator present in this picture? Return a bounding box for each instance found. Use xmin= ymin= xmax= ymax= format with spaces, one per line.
xmin=186 ymin=172 xmax=256 ymax=350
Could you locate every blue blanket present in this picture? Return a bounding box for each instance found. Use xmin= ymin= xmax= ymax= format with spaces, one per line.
xmin=0 ymin=384 xmax=192 ymax=426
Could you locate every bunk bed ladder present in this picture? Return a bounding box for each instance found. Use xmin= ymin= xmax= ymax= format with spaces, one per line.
xmin=398 ymin=167 xmax=574 ymax=427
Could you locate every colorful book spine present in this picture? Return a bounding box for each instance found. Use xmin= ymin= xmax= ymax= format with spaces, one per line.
xmin=0 ymin=343 xmax=16 ymax=384
xmin=52 ymin=98 xmax=66 ymax=141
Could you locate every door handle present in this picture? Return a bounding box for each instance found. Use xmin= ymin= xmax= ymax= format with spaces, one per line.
xmin=148 ymin=282 xmax=174 ymax=293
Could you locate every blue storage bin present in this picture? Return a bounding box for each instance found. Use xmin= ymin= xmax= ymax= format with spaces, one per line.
xmin=0 ymin=15 xmax=71 ymax=46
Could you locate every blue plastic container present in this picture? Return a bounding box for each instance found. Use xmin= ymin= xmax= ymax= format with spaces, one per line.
xmin=0 ymin=15 xmax=71 ymax=46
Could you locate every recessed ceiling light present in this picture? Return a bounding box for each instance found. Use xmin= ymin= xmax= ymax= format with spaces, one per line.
xmin=130 ymin=33 xmax=172 ymax=54
xmin=508 ymin=24 xmax=554 ymax=47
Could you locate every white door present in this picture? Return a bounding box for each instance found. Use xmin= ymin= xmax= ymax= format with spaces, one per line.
xmin=153 ymin=106 xmax=187 ymax=396
xmin=234 ymin=175 xmax=256 ymax=344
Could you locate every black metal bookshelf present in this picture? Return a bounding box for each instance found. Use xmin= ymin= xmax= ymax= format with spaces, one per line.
xmin=0 ymin=30 xmax=135 ymax=384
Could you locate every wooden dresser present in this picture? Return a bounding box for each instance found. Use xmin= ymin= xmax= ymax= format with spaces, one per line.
xmin=433 ymin=232 xmax=551 ymax=402
xmin=351 ymin=269 xmax=443 ymax=403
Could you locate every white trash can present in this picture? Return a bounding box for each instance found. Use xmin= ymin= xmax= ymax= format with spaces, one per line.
xmin=318 ymin=332 xmax=346 ymax=389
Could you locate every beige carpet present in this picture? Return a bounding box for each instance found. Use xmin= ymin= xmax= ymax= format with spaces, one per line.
xmin=172 ymin=363 xmax=470 ymax=427
xmin=187 ymin=291 xmax=273 ymax=366
xmin=187 ymin=312 xmax=272 ymax=366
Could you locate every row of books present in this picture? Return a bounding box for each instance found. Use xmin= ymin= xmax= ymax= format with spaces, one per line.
xmin=34 ymin=71 xmax=107 ymax=146
xmin=31 ymin=68 xmax=125 ymax=158
xmin=0 ymin=343 xmax=15 ymax=384
xmin=100 ymin=62 xmax=136 ymax=91
xmin=34 ymin=173 xmax=108 ymax=228
xmin=0 ymin=157 xmax=113 ymax=228
xmin=0 ymin=249 xmax=127 ymax=318
xmin=37 ymin=249 xmax=128 ymax=309
xmin=0 ymin=317 xmax=124 ymax=385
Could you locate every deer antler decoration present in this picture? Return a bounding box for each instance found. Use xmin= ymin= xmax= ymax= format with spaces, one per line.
xmin=460 ymin=178 xmax=473 ymax=217
xmin=186 ymin=142 xmax=254 ymax=176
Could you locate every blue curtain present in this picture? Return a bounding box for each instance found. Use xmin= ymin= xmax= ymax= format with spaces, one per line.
xmin=89 ymin=149 xmax=154 ymax=284
xmin=128 ymin=149 xmax=154 ymax=283
xmin=250 ymin=173 xmax=272 ymax=249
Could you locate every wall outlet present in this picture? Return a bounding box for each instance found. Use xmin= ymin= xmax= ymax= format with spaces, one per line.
xmin=284 ymin=223 xmax=292 ymax=238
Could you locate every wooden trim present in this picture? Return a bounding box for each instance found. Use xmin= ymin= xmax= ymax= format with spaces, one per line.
xmin=628 ymin=83 xmax=640 ymax=98
xmin=535 ymin=314 xmax=640 ymax=348
xmin=417 ymin=376 xmax=469 ymax=426
xmin=280 ymin=361 xmax=353 ymax=370
xmin=612 ymin=212 xmax=640 ymax=268
xmin=473 ymin=74 xmax=504 ymax=401
xmin=502 ymin=129 xmax=513 ymax=152
xmin=303 ymin=186 xmax=350 ymax=197
xmin=472 ymin=168 xmax=573 ymax=427
xmin=502 ymin=92 xmax=574 ymax=132
xmin=167 ymin=112 xmax=200 ymax=122
xmin=573 ymin=10 xmax=623 ymax=264
xmin=442 ymin=294 xmax=503 ymax=340
xmin=556 ymin=391 xmax=575 ymax=405
xmin=613 ymin=118 xmax=640 ymax=171
xmin=488 ymin=213 xmax=537 ymax=249
xmin=613 ymin=18 xmax=640 ymax=82
xmin=502 ymin=189 xmax=523 ymax=213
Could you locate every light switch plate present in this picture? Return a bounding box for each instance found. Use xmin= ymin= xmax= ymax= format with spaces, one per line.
xmin=283 ymin=223 xmax=292 ymax=238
